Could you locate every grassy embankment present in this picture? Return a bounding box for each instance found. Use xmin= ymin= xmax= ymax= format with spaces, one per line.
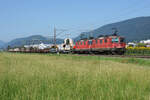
xmin=0 ymin=52 xmax=150 ymax=100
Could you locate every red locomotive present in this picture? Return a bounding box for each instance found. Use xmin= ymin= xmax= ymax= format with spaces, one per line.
xmin=73 ymin=34 xmax=126 ymax=55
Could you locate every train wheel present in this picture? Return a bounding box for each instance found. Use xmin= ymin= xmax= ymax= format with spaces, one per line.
xmin=112 ymin=51 xmax=117 ymax=55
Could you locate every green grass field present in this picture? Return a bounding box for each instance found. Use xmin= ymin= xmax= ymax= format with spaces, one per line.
xmin=0 ymin=52 xmax=150 ymax=100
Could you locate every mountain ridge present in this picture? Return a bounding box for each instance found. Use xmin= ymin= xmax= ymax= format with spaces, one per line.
xmin=75 ymin=16 xmax=150 ymax=42
xmin=3 ymin=35 xmax=63 ymax=48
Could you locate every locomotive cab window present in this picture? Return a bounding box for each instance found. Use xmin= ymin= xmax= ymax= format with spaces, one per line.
xmin=112 ymin=38 xmax=119 ymax=43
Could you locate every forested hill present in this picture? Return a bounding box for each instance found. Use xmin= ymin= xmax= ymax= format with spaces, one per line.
xmin=75 ymin=16 xmax=150 ymax=42
xmin=4 ymin=35 xmax=63 ymax=48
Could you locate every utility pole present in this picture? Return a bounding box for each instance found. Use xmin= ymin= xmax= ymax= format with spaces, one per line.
xmin=54 ymin=26 xmax=56 ymax=47
xmin=52 ymin=26 xmax=67 ymax=47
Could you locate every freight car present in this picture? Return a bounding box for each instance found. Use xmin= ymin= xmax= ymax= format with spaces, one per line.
xmin=72 ymin=34 xmax=126 ymax=55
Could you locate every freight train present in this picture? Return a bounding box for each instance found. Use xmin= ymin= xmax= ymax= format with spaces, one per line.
xmin=8 ymin=34 xmax=126 ymax=55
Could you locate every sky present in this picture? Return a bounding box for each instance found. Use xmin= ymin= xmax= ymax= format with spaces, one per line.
xmin=0 ymin=0 xmax=150 ymax=42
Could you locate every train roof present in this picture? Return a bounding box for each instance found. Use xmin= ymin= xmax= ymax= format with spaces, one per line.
xmin=78 ymin=34 xmax=124 ymax=42
xmin=97 ymin=34 xmax=124 ymax=39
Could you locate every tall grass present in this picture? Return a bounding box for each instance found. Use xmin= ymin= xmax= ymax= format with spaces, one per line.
xmin=0 ymin=52 xmax=150 ymax=100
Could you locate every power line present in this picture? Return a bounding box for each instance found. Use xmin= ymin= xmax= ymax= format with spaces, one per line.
xmin=52 ymin=26 xmax=68 ymax=46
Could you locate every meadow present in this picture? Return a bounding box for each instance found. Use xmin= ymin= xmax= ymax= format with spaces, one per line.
xmin=0 ymin=52 xmax=150 ymax=100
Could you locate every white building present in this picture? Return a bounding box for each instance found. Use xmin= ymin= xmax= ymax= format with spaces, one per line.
xmin=24 ymin=43 xmax=53 ymax=50
xmin=140 ymin=39 xmax=150 ymax=44
xmin=127 ymin=42 xmax=137 ymax=47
